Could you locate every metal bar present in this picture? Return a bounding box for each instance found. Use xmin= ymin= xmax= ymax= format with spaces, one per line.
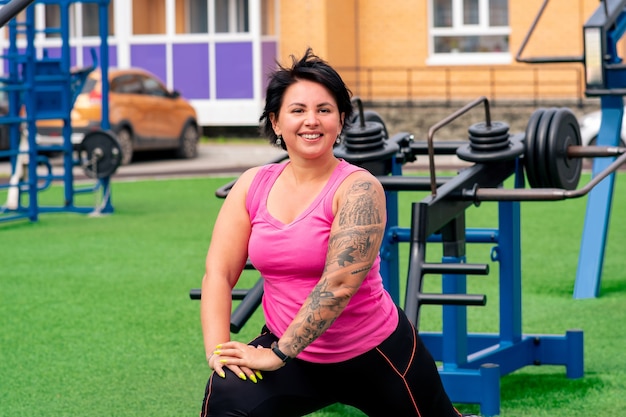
xmin=465 ymin=151 xmax=626 ymax=202
xmin=0 ymin=0 xmax=35 ymax=28
xmin=377 ymin=175 xmax=450 ymax=192
xmin=567 ymin=145 xmax=625 ymax=157
xmin=422 ymin=263 xmax=489 ymax=275
xmin=427 ymin=97 xmax=491 ymax=196
xmin=515 ymin=0 xmax=584 ymax=64
xmin=419 ymin=293 xmax=486 ymax=306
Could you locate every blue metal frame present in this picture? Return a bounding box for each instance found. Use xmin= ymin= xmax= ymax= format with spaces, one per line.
xmin=379 ymin=159 xmax=584 ymax=416
xmin=0 ymin=0 xmax=112 ymax=223
xmin=574 ymin=0 xmax=626 ymax=298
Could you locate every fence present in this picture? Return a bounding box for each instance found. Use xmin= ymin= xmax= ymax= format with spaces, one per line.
xmin=336 ymin=65 xmax=585 ymax=107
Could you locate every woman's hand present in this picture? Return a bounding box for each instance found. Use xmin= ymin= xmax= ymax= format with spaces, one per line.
xmin=210 ymin=342 xmax=285 ymax=382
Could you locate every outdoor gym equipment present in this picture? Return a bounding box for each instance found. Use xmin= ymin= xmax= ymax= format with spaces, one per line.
xmin=0 ymin=0 xmax=119 ymax=223
xmin=517 ymin=0 xmax=626 ymax=298
xmin=190 ymin=94 xmax=626 ymax=416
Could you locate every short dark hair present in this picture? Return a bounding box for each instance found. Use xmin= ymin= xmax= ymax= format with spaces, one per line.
xmin=259 ymin=48 xmax=353 ymax=149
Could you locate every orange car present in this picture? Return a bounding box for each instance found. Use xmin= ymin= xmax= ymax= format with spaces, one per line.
xmin=37 ymin=67 xmax=200 ymax=165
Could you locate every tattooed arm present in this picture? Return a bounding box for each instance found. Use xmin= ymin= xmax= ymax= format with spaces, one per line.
xmin=277 ymin=171 xmax=387 ymax=359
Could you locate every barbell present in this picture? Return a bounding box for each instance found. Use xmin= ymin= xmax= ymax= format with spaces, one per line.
xmin=456 ymin=106 xmax=625 ymax=192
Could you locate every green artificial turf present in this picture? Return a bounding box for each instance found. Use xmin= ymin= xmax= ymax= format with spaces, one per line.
xmin=1 ymin=172 xmax=625 ymax=416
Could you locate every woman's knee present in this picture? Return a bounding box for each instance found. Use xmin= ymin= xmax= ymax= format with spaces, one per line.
xmin=201 ymin=373 xmax=255 ymax=417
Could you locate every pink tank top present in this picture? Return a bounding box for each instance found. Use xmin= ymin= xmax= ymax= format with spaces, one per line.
xmin=246 ymin=159 xmax=399 ymax=363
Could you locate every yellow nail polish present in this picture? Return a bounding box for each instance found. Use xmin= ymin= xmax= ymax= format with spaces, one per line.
xmin=238 ymin=372 xmax=247 ymax=381
xmin=218 ymin=371 xmax=225 ymax=378
xmin=249 ymin=374 xmax=257 ymax=383
xmin=213 ymin=350 xmax=221 ymax=355
xmin=219 ymin=359 xmax=227 ymax=364
xmin=215 ymin=344 xmax=222 ymax=349
xmin=255 ymin=371 xmax=263 ymax=380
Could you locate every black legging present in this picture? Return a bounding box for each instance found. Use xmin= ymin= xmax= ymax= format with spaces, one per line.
xmin=200 ymin=307 xmax=461 ymax=417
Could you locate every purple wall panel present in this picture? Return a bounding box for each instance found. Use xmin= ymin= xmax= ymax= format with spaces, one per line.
xmin=82 ymin=45 xmax=118 ymax=68
xmin=215 ymin=42 xmax=253 ymax=99
xmin=172 ymin=43 xmax=210 ymax=99
xmin=42 ymin=47 xmax=76 ymax=67
xmin=261 ymin=41 xmax=277 ymax=98
xmin=130 ymin=44 xmax=167 ymax=83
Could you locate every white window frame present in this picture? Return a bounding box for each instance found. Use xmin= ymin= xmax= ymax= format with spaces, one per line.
xmin=427 ymin=0 xmax=511 ymax=66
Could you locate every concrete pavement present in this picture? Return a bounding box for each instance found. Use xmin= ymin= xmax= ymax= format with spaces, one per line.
xmin=0 ymin=142 xmax=470 ymax=183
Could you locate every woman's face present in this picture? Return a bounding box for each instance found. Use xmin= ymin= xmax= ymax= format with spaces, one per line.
xmin=271 ymin=79 xmax=344 ymax=160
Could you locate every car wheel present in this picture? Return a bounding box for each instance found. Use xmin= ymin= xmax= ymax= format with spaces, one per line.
xmin=176 ymin=123 xmax=199 ymax=159
xmin=116 ymin=128 xmax=133 ymax=165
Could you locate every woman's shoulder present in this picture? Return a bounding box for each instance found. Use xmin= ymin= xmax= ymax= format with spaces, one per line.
xmin=333 ymin=164 xmax=385 ymax=210
xmin=339 ymin=164 xmax=383 ymax=192
xmin=233 ymin=163 xmax=284 ymax=189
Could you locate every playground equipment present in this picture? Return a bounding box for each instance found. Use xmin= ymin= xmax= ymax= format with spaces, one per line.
xmin=0 ymin=0 xmax=121 ymax=223
xmin=516 ymin=0 xmax=626 ymax=298
xmin=190 ymin=93 xmax=625 ymax=416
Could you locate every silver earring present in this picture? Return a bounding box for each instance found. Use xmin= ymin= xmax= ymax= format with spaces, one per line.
xmin=276 ymin=135 xmax=282 ymax=146
xmin=336 ymin=136 xmax=341 ymax=144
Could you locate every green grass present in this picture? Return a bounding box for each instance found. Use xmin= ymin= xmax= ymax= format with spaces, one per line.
xmin=1 ymin=172 xmax=625 ymax=416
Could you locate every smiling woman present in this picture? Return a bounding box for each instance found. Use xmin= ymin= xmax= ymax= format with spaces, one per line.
xmin=197 ymin=48 xmax=478 ymax=417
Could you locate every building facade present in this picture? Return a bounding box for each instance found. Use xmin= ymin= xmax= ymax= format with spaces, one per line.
xmin=0 ymin=0 xmax=606 ymax=126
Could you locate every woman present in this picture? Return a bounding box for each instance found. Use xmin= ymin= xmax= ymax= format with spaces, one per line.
xmin=199 ymin=48 xmax=472 ymax=417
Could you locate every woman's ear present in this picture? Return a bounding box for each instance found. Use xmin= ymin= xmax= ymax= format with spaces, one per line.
xmin=270 ymin=112 xmax=281 ymax=136
xmin=339 ymin=112 xmax=345 ymax=133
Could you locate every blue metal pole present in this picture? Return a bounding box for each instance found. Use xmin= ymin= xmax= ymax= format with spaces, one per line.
xmin=25 ymin=4 xmax=38 ymax=221
xmin=441 ymin=255 xmax=468 ymax=370
xmin=573 ymin=95 xmax=621 ymax=298
xmin=497 ymin=171 xmax=523 ymax=344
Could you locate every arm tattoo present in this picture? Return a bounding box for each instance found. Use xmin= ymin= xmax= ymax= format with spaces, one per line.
xmin=283 ymin=179 xmax=386 ymax=356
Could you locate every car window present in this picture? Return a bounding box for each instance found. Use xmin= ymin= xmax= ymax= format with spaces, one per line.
xmin=80 ymin=77 xmax=97 ymax=94
xmin=111 ymin=75 xmax=143 ymax=94
xmin=141 ymin=75 xmax=168 ymax=97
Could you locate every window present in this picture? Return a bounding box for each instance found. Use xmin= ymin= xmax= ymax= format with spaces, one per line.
xmin=44 ymin=4 xmax=62 ymax=38
xmin=141 ymin=75 xmax=168 ymax=97
xmin=430 ymin=0 xmax=509 ymax=62
xmin=111 ymin=75 xmax=143 ymax=94
xmin=175 ymin=0 xmax=209 ymax=34
xmin=81 ymin=2 xmax=115 ymax=37
xmin=215 ymin=0 xmax=249 ymax=33
xmin=43 ymin=2 xmax=114 ymax=39
xmin=261 ymin=0 xmax=276 ymax=36
xmin=133 ymin=0 xmax=166 ymax=35
xmin=189 ymin=0 xmax=209 ymax=33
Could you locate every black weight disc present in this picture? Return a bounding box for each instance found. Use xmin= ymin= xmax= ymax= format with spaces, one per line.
xmin=80 ymin=130 xmax=122 ymax=179
xmin=456 ymin=135 xmax=524 ymax=163
xmin=546 ymin=108 xmax=582 ymax=190
xmin=524 ymin=108 xmax=546 ymax=188
xmin=468 ymin=121 xmax=510 ymax=138
xmin=348 ymin=110 xmax=389 ymax=139
xmin=468 ymin=131 xmax=510 ymax=146
xmin=534 ymin=107 xmax=558 ymax=188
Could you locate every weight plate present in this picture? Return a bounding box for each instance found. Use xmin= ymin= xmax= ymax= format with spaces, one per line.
xmin=468 ymin=121 xmax=510 ymax=138
xmin=524 ymin=108 xmax=546 ymax=188
xmin=348 ymin=110 xmax=389 ymax=139
xmin=534 ymin=107 xmax=558 ymax=188
xmin=469 ymin=140 xmax=510 ymax=151
xmin=456 ymin=135 xmax=524 ymax=163
xmin=468 ymin=132 xmax=510 ymax=145
xmin=80 ymin=130 xmax=122 ymax=179
xmin=546 ymin=108 xmax=582 ymax=190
